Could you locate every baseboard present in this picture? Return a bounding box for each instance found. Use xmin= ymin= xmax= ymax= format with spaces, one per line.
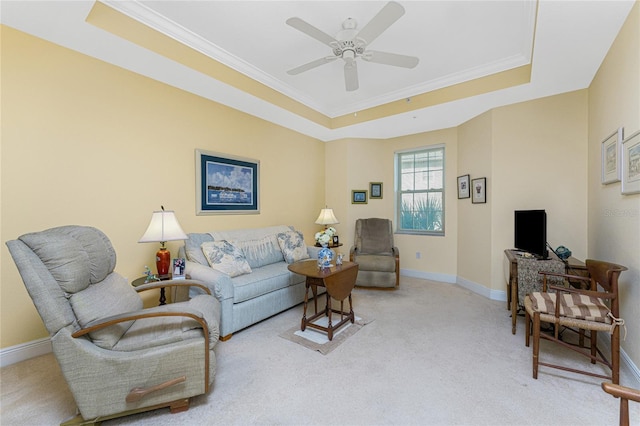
xmin=0 ymin=337 xmax=52 ymax=368
xmin=400 ymin=269 xmax=507 ymax=302
xmin=400 ymin=268 xmax=456 ymax=284
xmin=456 ymin=276 xmax=507 ymax=302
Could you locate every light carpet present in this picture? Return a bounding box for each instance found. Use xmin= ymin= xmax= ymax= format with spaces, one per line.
xmin=279 ymin=315 xmax=371 ymax=354
xmin=1 ymin=276 xmax=639 ymax=425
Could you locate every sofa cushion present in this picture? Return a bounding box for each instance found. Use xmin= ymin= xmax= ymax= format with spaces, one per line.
xmin=231 ymin=262 xmax=293 ymax=303
xmin=69 ymin=273 xmax=142 ymax=349
xmin=276 ymin=230 xmax=310 ymax=264
xmin=232 ymin=234 xmax=284 ymax=269
xmin=202 ymin=241 xmax=252 ymax=277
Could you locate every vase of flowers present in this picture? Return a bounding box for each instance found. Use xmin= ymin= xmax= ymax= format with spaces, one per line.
xmin=315 ymin=227 xmax=336 ymax=247
xmin=315 ymin=227 xmax=336 ymax=268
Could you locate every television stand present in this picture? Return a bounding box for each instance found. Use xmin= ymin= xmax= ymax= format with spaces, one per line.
xmin=504 ymin=249 xmax=587 ymax=334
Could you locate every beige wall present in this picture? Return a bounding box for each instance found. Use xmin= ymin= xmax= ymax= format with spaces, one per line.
xmin=328 ymin=130 xmax=459 ymax=278
xmin=588 ymin=2 xmax=640 ymax=369
xmin=0 ymin=27 xmax=326 ymax=348
xmin=456 ymin=91 xmax=589 ymax=298
xmin=491 ymin=90 xmax=590 ymax=291
xmin=457 ymin=110 xmax=493 ymax=288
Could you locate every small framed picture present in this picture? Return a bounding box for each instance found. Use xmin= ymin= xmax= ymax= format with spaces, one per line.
xmin=370 ymin=182 xmax=383 ymax=199
xmin=457 ymin=174 xmax=470 ymax=199
xmin=172 ymin=258 xmax=186 ymax=279
xmin=621 ymin=129 xmax=640 ymax=195
xmin=472 ymin=177 xmax=487 ymax=204
xmin=601 ymin=127 xmax=623 ymax=184
xmin=332 ymin=235 xmax=339 ymax=246
xmin=352 ymin=190 xmax=368 ymax=204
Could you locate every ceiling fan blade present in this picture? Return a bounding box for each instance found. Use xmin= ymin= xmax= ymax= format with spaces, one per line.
xmin=287 ymin=56 xmax=338 ymax=75
xmin=356 ymin=1 xmax=405 ymax=46
xmin=344 ymin=60 xmax=359 ymax=92
xmin=286 ymin=17 xmax=338 ymax=47
xmin=362 ymin=50 xmax=419 ymax=68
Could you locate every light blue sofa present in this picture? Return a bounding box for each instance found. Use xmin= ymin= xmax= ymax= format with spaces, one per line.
xmin=176 ymin=225 xmax=327 ymax=340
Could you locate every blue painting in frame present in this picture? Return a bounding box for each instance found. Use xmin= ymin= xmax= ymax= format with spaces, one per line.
xmin=196 ymin=149 xmax=259 ymax=214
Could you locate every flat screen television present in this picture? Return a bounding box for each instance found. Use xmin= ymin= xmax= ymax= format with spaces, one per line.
xmin=514 ymin=209 xmax=548 ymax=259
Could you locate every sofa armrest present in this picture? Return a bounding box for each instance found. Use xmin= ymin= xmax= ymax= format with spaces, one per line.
xmin=184 ymin=261 xmax=233 ymax=301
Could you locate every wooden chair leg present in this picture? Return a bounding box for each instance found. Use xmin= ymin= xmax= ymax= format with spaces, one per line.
xmin=612 ymin=327 xmax=620 ymax=385
xmin=620 ymin=398 xmax=630 ymax=426
xmin=533 ymin=312 xmax=540 ymax=379
xmin=525 ymin=308 xmax=531 ymax=347
xmin=591 ymin=330 xmax=598 ymax=364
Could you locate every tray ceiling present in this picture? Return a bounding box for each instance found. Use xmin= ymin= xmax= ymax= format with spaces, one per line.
xmin=0 ymin=1 xmax=635 ymax=141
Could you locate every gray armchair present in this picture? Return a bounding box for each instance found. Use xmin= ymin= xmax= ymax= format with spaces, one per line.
xmin=6 ymin=226 xmax=221 ymax=424
xmin=349 ymin=218 xmax=400 ymax=288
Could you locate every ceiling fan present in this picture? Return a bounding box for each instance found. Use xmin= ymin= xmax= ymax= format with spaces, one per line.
xmin=286 ymin=1 xmax=419 ymax=92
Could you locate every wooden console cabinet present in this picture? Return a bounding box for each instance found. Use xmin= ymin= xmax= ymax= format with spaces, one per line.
xmin=504 ymin=249 xmax=588 ymax=334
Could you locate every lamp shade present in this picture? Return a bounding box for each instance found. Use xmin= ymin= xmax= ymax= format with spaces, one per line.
xmin=139 ymin=208 xmax=188 ymax=277
xmin=139 ymin=210 xmax=188 ymax=243
xmin=315 ymin=208 xmax=339 ymax=226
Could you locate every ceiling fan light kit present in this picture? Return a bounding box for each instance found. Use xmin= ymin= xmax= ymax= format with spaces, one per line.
xmin=286 ymin=1 xmax=419 ymax=92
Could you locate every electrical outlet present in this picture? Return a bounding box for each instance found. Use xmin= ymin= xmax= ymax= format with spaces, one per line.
xmin=416 ymin=252 xmax=421 ymax=259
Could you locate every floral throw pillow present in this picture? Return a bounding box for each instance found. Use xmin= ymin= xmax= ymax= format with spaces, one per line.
xmin=201 ymin=240 xmax=252 ymax=277
xmin=276 ymin=230 xmax=310 ymax=264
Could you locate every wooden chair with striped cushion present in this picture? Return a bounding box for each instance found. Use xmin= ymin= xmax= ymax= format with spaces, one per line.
xmin=524 ymin=259 xmax=627 ymax=384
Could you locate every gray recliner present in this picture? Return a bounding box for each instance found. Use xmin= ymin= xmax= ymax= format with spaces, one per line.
xmin=6 ymin=225 xmax=221 ymax=425
xmin=350 ymin=218 xmax=400 ymax=288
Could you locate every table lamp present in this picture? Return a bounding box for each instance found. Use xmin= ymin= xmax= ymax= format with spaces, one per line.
xmin=315 ymin=207 xmax=339 ymax=229
xmin=139 ymin=206 xmax=188 ymax=277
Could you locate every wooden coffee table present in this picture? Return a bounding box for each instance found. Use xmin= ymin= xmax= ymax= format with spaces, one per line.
xmin=287 ymin=260 xmax=359 ymax=341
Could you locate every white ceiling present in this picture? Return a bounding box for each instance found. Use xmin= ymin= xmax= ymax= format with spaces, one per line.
xmin=1 ymin=1 xmax=635 ymax=141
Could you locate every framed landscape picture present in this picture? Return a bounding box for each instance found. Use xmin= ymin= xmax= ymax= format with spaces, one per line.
xmin=196 ymin=149 xmax=259 ymax=214
xmin=601 ymin=127 xmax=623 ymax=184
xmin=621 ymin=130 xmax=640 ymax=195
xmin=352 ymin=190 xmax=368 ymax=204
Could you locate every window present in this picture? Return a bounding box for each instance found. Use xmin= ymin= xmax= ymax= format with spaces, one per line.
xmin=395 ymin=146 xmax=444 ymax=235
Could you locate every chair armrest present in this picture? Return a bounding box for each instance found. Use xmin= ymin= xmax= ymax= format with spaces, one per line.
xmin=602 ymin=382 xmax=640 ymax=403
xmin=547 ymin=284 xmax=613 ymax=301
xmin=71 ymin=305 xmax=209 ymax=339
xmin=134 ymin=279 xmax=211 ymax=296
xmin=539 ymin=270 xmax=591 ymax=283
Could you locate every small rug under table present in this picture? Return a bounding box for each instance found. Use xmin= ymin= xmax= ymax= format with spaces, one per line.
xmin=279 ymin=315 xmax=372 ymax=355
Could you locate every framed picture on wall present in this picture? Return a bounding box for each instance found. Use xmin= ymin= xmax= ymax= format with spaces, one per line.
xmin=370 ymin=182 xmax=383 ymax=199
xmin=621 ymin=129 xmax=640 ymax=195
xmin=457 ymin=174 xmax=470 ymax=199
xmin=471 ymin=177 xmax=487 ymax=204
xmin=195 ymin=149 xmax=260 ymax=215
xmin=352 ymin=190 xmax=368 ymax=204
xmin=601 ymin=127 xmax=624 ymax=184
